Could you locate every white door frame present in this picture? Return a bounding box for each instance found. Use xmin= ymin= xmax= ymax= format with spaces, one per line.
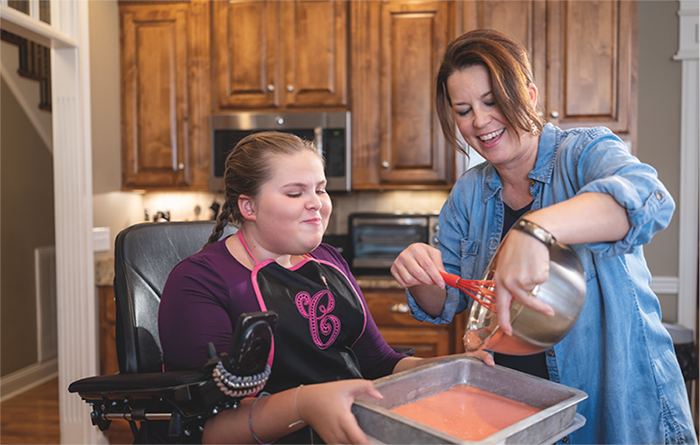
xmin=674 ymin=0 xmax=699 ymax=336
xmin=1 ymin=1 xmax=103 ymax=443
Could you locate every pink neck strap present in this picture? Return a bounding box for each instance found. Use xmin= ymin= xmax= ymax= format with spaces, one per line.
xmin=237 ymin=230 xmax=260 ymax=266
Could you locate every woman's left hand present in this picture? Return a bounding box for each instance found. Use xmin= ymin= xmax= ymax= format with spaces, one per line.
xmin=492 ymin=229 xmax=555 ymax=335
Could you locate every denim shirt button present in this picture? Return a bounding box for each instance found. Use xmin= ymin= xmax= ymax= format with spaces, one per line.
xmin=529 ymin=179 xmax=536 ymax=187
xmin=656 ymin=191 xmax=663 ymax=200
xmin=547 ymin=349 xmax=555 ymax=357
xmin=562 ymin=436 xmax=570 ymax=443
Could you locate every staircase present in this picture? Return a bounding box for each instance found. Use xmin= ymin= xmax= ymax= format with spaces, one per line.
xmin=1 ymin=29 xmax=51 ymax=112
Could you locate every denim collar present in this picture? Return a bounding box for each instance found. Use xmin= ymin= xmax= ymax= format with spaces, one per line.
xmin=481 ymin=123 xmax=559 ymax=203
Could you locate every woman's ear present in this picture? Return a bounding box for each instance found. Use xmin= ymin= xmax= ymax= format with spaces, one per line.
xmin=527 ymin=82 xmax=538 ymax=108
xmin=238 ymin=195 xmax=255 ymax=220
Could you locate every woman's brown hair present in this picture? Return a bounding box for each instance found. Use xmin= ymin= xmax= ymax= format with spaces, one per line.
xmin=204 ymin=131 xmax=322 ymax=247
xmin=436 ymin=29 xmax=544 ymax=155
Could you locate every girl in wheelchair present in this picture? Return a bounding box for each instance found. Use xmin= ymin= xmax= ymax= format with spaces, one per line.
xmin=156 ymin=132 xmax=493 ymax=444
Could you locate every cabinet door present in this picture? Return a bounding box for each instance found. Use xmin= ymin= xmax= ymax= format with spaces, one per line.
xmin=462 ymin=1 xmax=547 ymax=92
xmin=121 ymin=4 xmax=190 ymax=188
xmin=213 ymin=0 xmax=279 ymax=109
xmin=546 ymin=0 xmax=638 ymax=146
xmin=379 ymin=327 xmax=451 ymax=358
xmin=462 ymin=0 xmax=637 ymax=150
xmin=363 ymin=289 xmax=456 ymax=358
xmin=378 ymin=1 xmax=453 ymax=185
xmin=281 ymin=1 xmax=348 ymax=108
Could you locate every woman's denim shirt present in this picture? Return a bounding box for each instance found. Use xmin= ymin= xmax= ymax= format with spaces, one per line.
xmin=407 ymin=124 xmax=696 ymax=444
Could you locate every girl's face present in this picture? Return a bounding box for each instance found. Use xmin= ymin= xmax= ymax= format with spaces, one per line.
xmin=245 ymin=149 xmax=332 ymax=258
xmin=447 ymin=65 xmax=537 ymax=169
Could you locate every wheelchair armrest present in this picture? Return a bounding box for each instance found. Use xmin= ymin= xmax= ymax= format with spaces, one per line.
xmin=68 ymin=370 xmax=208 ymax=400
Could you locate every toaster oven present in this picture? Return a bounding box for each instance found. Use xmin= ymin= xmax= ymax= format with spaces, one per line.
xmin=348 ymin=213 xmax=440 ymax=276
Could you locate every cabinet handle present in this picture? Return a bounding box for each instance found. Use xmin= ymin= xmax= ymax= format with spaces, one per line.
xmin=267 ymin=84 xmax=275 ymax=92
xmin=382 ymin=161 xmax=390 ymax=168
xmin=550 ymin=111 xmax=560 ymax=118
xmin=177 ymin=163 xmax=185 ymax=170
xmin=388 ymin=302 xmax=410 ymax=314
xmin=286 ymin=84 xmax=294 ymax=92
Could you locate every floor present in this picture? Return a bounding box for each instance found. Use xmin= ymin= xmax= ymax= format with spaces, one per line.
xmin=0 ymin=378 xmax=134 ymax=445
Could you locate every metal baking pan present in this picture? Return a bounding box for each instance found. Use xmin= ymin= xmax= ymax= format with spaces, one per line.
xmin=352 ymin=356 xmax=587 ymax=444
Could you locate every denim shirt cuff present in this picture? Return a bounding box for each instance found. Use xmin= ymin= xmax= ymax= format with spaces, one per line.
xmin=406 ymin=286 xmax=460 ymax=325
xmin=579 ymin=178 xmax=673 ymax=257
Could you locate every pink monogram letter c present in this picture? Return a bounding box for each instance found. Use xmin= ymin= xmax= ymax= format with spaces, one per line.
xmin=295 ymin=290 xmax=341 ymax=349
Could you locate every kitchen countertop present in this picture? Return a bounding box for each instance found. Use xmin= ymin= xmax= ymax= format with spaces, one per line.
xmin=355 ymin=276 xmax=404 ymax=290
xmin=95 ymin=260 xmax=404 ymax=291
xmin=95 ymin=257 xmax=114 ymax=287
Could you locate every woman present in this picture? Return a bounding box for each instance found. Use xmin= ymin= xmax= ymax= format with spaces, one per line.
xmin=391 ymin=29 xmax=696 ymax=444
xmin=157 ymin=132 xmax=492 ymax=445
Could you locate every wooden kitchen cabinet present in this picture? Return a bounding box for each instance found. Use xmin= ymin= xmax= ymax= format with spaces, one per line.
xmin=461 ymin=0 xmax=638 ymax=151
xmin=212 ymin=0 xmax=348 ymax=110
xmin=351 ymin=1 xmax=458 ymax=190
xmin=120 ymin=1 xmax=211 ymax=190
xmin=363 ymin=288 xmax=465 ymax=358
xmin=98 ymin=285 xmax=119 ymax=375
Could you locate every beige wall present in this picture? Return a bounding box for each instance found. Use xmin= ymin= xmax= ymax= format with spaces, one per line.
xmin=89 ymin=0 xmax=143 ymax=261
xmin=0 ymin=78 xmax=55 ymax=376
xmin=637 ymin=0 xmax=683 ymax=322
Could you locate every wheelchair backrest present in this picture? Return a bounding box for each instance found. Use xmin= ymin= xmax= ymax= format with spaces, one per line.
xmin=114 ymin=221 xmax=237 ymax=374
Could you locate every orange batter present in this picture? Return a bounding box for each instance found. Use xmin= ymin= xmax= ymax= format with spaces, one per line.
xmin=390 ymin=385 xmax=541 ymax=441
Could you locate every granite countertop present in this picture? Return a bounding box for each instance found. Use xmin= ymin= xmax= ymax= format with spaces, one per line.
xmin=95 ymin=257 xmax=114 ymax=287
xmin=354 ymin=275 xmax=404 ymax=290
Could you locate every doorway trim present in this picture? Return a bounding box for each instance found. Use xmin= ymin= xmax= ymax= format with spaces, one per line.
xmin=1 ymin=1 xmax=102 ymax=443
xmin=674 ymin=0 xmax=699 ymax=336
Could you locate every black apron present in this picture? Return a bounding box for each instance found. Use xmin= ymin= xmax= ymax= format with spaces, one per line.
xmin=240 ymin=232 xmax=367 ymax=443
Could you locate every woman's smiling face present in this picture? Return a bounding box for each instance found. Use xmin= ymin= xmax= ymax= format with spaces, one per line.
xmin=447 ymin=65 xmax=537 ymax=168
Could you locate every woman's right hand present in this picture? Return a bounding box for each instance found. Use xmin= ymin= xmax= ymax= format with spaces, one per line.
xmin=298 ymin=379 xmax=382 ymax=444
xmin=390 ymin=243 xmax=445 ymax=289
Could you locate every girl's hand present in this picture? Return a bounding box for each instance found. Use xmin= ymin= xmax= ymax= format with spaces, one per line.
xmin=492 ymin=230 xmax=555 ymax=335
xmin=298 ymin=379 xmax=382 ymax=445
xmin=391 ymin=243 xmax=445 ymax=289
xmin=465 ymin=348 xmax=496 ymax=367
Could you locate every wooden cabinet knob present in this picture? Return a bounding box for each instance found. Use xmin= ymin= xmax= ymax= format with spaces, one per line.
xmin=382 ymin=161 xmax=390 ymax=168
xmin=388 ymin=302 xmax=410 ymax=313
xmin=267 ymin=84 xmax=275 ymax=92
xmin=177 ymin=163 xmax=184 ymax=170
xmin=286 ymin=84 xmax=294 ymax=92
xmin=550 ymin=111 xmax=560 ymax=118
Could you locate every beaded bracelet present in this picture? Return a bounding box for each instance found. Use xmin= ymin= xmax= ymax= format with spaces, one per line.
xmin=249 ymin=391 xmax=275 ymax=445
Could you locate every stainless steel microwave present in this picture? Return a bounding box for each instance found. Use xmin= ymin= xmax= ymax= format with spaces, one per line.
xmin=210 ymin=112 xmax=351 ymax=192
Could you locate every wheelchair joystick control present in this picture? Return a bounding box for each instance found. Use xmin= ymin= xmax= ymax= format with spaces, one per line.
xmin=69 ymin=311 xmax=278 ymax=443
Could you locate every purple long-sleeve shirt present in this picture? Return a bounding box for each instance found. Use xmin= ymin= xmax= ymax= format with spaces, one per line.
xmin=158 ymin=237 xmax=405 ymax=381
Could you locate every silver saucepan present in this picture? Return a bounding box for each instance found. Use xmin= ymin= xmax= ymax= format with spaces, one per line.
xmin=463 ymin=238 xmax=586 ymax=355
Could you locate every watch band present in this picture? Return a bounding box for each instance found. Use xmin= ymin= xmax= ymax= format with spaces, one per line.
xmin=514 ymin=219 xmax=556 ymax=247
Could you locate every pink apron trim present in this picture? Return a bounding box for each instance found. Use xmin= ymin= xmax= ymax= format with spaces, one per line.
xmin=238 ymin=231 xmax=275 ymax=369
